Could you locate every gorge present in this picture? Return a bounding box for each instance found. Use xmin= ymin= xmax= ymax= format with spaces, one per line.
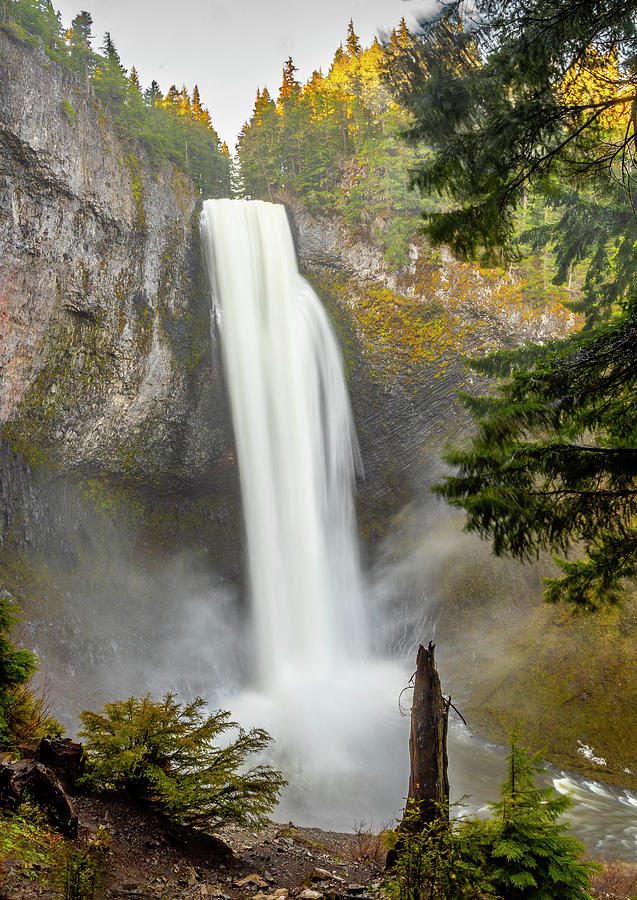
xmin=0 ymin=10 xmax=636 ymax=870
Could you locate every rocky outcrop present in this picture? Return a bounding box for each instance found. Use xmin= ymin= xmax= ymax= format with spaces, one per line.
xmin=35 ymin=736 xmax=84 ymax=795
xmin=285 ymin=195 xmax=580 ymax=540
xmin=0 ymin=757 xmax=78 ymax=835
xmin=0 ymin=26 xmax=231 ymax=491
xmin=288 ymin=197 xmax=577 ymax=352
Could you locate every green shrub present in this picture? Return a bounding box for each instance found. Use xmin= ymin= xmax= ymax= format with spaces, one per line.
xmin=0 ymin=802 xmax=60 ymax=892
xmin=386 ymin=737 xmax=599 ymax=900
xmin=60 ymin=99 xmax=77 ymax=124
xmin=56 ymin=845 xmax=107 ymax=900
xmin=385 ymin=806 xmax=492 ymax=900
xmin=79 ymin=693 xmax=286 ymax=830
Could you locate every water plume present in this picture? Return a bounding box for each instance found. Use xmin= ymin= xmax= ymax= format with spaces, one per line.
xmin=200 ymin=198 xmax=409 ymax=828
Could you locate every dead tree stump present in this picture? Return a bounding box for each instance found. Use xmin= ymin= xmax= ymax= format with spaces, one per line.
xmin=405 ymin=641 xmax=449 ymax=830
xmin=386 ymin=642 xmax=449 ymax=869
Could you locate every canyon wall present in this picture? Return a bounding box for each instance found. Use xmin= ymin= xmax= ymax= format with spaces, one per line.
xmin=0 ymin=25 xmax=231 ymax=494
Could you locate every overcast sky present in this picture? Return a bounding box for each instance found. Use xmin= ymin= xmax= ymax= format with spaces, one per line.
xmin=52 ymin=0 xmax=438 ymax=147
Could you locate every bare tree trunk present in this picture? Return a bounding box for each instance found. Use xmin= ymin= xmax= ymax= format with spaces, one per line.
xmin=405 ymin=642 xmax=449 ymax=830
xmin=386 ymin=642 xmax=449 ymax=869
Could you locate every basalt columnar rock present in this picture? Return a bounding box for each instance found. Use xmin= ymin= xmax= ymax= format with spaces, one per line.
xmin=0 ymin=25 xmax=232 ymax=495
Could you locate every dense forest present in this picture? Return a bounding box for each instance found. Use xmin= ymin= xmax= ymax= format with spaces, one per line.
xmin=2 ymin=0 xmax=231 ymax=197
xmin=237 ymin=20 xmax=426 ymax=266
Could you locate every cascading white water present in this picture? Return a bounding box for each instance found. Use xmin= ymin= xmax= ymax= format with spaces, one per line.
xmin=200 ymin=198 xmax=367 ymax=689
xmin=199 ymin=199 xmax=408 ymax=827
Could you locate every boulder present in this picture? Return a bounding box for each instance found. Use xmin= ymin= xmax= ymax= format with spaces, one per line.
xmin=0 ymin=758 xmax=78 ymax=836
xmin=35 ymin=735 xmax=84 ymax=794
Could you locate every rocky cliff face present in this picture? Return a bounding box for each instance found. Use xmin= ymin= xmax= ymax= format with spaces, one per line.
xmin=286 ymin=196 xmax=578 ymax=543
xmin=0 ymin=26 xmax=231 ymax=493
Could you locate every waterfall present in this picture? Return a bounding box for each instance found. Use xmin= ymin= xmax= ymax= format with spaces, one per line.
xmin=199 ymin=200 xmax=407 ymax=828
xmin=200 ymin=198 xmax=367 ymax=691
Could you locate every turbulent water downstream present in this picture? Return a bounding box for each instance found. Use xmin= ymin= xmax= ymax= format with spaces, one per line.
xmin=199 ymin=198 xmax=636 ymax=861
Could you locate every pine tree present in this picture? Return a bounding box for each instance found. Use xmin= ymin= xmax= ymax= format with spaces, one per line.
xmin=79 ymin=694 xmax=286 ymax=830
xmin=128 ymin=65 xmax=141 ymax=93
xmin=278 ymin=56 xmax=300 ymax=104
xmin=93 ymin=31 xmax=128 ymax=116
xmin=237 ymin=86 xmax=281 ymax=199
xmin=346 ymin=18 xmax=361 ymax=57
xmin=164 ymin=84 xmax=180 ymax=108
xmin=469 ymin=737 xmax=599 ymax=899
xmin=102 ymin=31 xmax=123 ymax=71
xmin=390 ymin=0 xmax=637 ymax=606
xmin=144 ymin=79 xmax=162 ymax=106
xmin=67 ymin=10 xmax=96 ymax=81
xmin=192 ymin=84 xmax=211 ymax=126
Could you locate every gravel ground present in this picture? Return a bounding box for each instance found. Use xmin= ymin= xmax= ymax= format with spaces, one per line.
xmin=1 ymin=794 xmax=387 ymax=900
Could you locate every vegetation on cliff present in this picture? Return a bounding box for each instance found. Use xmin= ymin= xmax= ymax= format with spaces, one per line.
xmin=0 ymin=595 xmax=58 ymax=752
xmin=2 ymin=0 xmax=231 ymax=197
xmin=388 ymin=0 xmax=637 ymax=608
xmin=0 ymin=595 xmax=36 ymax=748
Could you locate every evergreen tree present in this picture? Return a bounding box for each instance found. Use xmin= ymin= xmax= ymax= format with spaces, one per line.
xmin=102 ymin=31 xmax=122 ymax=70
xmin=129 ymin=66 xmax=141 ymax=93
xmin=0 ymin=595 xmax=37 ymax=749
xmin=466 ymin=738 xmax=599 ymax=899
xmin=67 ymin=10 xmax=96 ymax=81
xmin=389 ymin=0 xmax=637 ymax=606
xmin=278 ymin=56 xmax=300 ymax=104
xmin=93 ymin=32 xmax=129 ymax=117
xmin=346 ymin=18 xmax=361 ymax=57
xmin=144 ymin=79 xmax=162 ymax=106
xmin=79 ymin=694 xmax=286 ymax=829
xmin=237 ymin=86 xmax=281 ymax=199
xmin=192 ymin=84 xmax=211 ymax=127
xmin=164 ymin=83 xmax=180 ymax=108
xmin=329 ymin=43 xmax=345 ymax=75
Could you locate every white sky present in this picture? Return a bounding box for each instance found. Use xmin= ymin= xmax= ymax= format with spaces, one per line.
xmin=52 ymin=0 xmax=438 ymax=147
